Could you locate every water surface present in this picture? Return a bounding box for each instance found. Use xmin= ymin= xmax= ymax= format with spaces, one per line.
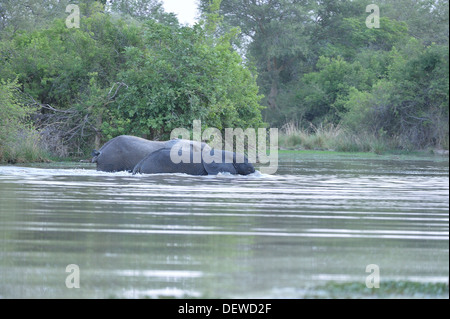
xmin=0 ymin=152 xmax=448 ymax=298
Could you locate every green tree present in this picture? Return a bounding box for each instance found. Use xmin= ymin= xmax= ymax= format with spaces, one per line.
xmin=0 ymin=7 xmax=146 ymax=150
xmin=200 ymin=0 xmax=314 ymax=119
xmin=379 ymin=0 xmax=449 ymax=45
xmin=340 ymin=41 xmax=449 ymax=148
xmin=0 ymin=78 xmax=46 ymax=162
xmin=292 ymin=55 xmax=371 ymax=124
xmin=0 ymin=79 xmax=31 ymax=143
xmin=1 ymin=3 xmax=265 ymax=155
xmin=0 ymin=0 xmax=110 ymax=39
xmin=386 ymin=42 xmax=449 ymax=147
xmin=0 ymin=0 xmax=68 ymax=37
xmin=105 ymin=19 xmax=264 ymax=140
xmin=105 ymin=0 xmax=178 ymax=24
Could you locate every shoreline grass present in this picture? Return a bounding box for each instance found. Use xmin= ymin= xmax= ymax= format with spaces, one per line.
xmin=278 ymin=122 xmax=449 ymax=156
xmin=2 ymin=123 xmax=448 ymax=165
xmin=0 ymin=130 xmax=51 ymax=164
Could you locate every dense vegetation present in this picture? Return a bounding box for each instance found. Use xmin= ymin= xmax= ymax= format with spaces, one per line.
xmin=0 ymin=78 xmax=47 ymax=162
xmin=0 ymin=0 xmax=448 ymax=162
xmin=0 ymin=0 xmax=264 ymax=160
xmin=200 ymin=0 xmax=449 ymax=150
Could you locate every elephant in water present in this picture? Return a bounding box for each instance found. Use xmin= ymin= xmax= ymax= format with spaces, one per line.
xmin=92 ymin=135 xmax=255 ymax=175
xmin=92 ymin=135 xmax=166 ymax=172
xmin=132 ymin=139 xmax=255 ymax=176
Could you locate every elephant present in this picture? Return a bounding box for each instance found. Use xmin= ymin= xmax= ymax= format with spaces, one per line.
xmin=92 ymin=136 xmax=255 ymax=175
xmin=92 ymin=135 xmax=167 ymax=172
xmin=132 ymin=139 xmax=255 ymax=176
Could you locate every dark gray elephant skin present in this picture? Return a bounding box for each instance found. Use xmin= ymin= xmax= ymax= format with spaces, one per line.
xmin=132 ymin=147 xmax=208 ymax=175
xmin=133 ymin=140 xmax=255 ymax=176
xmin=92 ymin=135 xmax=166 ymax=172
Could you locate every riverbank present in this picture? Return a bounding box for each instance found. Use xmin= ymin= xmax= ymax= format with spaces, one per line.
xmin=278 ymin=124 xmax=449 ymax=155
xmin=2 ymin=147 xmax=448 ymax=167
xmin=1 ymin=131 xmax=448 ymax=165
xmin=278 ymin=149 xmax=450 ymax=162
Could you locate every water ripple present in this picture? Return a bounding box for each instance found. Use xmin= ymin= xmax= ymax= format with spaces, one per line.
xmin=0 ymin=155 xmax=448 ymax=298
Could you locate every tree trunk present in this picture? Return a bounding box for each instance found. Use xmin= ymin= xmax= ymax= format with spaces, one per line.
xmin=267 ymin=57 xmax=284 ymax=110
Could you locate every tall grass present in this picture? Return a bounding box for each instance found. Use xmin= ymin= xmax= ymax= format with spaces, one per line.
xmin=1 ymin=79 xmax=50 ymax=164
xmin=279 ymin=122 xmax=400 ymax=154
xmin=0 ymin=129 xmax=49 ymax=163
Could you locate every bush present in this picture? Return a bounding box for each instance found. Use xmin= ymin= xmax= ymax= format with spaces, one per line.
xmin=338 ymin=42 xmax=449 ymax=150
xmin=108 ymin=20 xmax=265 ymax=140
xmin=1 ymin=10 xmax=265 ymax=154
xmin=0 ymin=79 xmax=48 ymax=163
xmin=279 ymin=121 xmax=399 ymax=154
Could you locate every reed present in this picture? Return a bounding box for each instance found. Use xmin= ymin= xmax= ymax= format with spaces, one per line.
xmin=279 ymin=122 xmax=400 ymax=154
xmin=0 ymin=129 xmax=49 ymax=163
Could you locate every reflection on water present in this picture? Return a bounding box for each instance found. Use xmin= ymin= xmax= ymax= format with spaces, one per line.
xmin=0 ymin=153 xmax=448 ymax=298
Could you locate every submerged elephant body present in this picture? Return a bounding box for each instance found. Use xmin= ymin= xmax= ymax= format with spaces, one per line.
xmin=92 ymin=135 xmax=166 ymax=172
xmin=93 ymin=136 xmax=255 ymax=176
xmin=133 ymin=140 xmax=255 ymax=176
xmin=132 ymin=147 xmax=208 ymax=175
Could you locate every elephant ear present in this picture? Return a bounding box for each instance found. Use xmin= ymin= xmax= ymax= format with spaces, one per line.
xmin=202 ymin=149 xmax=237 ymax=175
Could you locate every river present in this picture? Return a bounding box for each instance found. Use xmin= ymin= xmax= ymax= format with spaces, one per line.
xmin=0 ymin=152 xmax=448 ymax=298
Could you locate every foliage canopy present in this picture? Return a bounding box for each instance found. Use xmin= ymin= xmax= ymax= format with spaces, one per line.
xmin=0 ymin=0 xmax=264 ymax=156
xmin=199 ymin=0 xmax=449 ymax=149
